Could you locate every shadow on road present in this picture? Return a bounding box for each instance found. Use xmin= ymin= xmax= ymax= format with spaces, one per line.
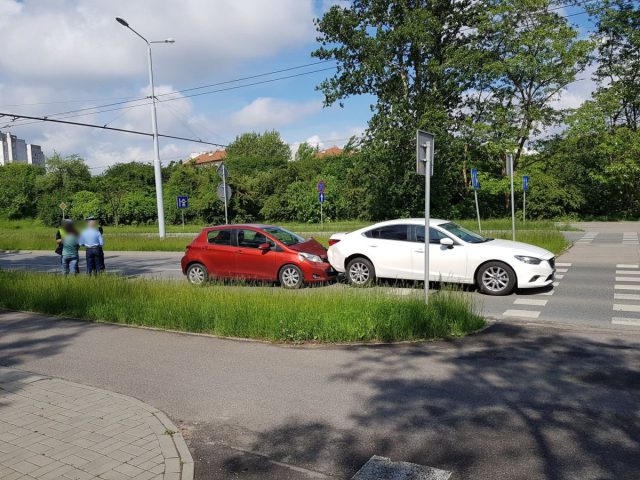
xmin=192 ymin=324 xmax=640 ymax=479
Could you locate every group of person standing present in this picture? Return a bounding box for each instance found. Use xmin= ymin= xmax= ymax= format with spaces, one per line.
xmin=55 ymin=216 xmax=105 ymax=275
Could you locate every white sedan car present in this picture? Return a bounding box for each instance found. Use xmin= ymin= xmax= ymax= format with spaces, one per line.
xmin=328 ymin=218 xmax=555 ymax=295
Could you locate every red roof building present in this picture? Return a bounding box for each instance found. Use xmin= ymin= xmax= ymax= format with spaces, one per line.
xmin=314 ymin=146 xmax=343 ymax=158
xmin=190 ymin=150 xmax=227 ymax=167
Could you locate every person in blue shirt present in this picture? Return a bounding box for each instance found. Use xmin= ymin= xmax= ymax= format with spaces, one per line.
xmin=85 ymin=215 xmax=105 ymax=271
xmin=79 ymin=219 xmax=104 ymax=275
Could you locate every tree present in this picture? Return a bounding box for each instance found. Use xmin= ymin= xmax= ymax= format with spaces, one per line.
xmin=98 ymin=162 xmax=155 ymax=226
xmin=468 ymin=0 xmax=592 ymax=170
xmin=0 ymin=164 xmax=43 ymax=219
xmin=225 ymin=131 xmax=291 ymax=176
xmin=313 ymin=0 xmax=483 ymax=218
xmin=591 ymin=0 xmax=640 ymax=131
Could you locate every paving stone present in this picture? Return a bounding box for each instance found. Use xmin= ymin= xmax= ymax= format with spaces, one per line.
xmin=0 ymin=367 xmax=193 ymax=480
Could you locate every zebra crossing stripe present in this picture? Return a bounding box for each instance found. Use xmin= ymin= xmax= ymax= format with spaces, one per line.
xmin=503 ymin=309 xmax=541 ymax=319
xmin=615 ymin=284 xmax=640 ymax=290
xmin=616 ymin=264 xmax=639 ymax=268
xmin=514 ymin=298 xmax=548 ymax=306
xmin=613 ymin=304 xmax=640 ymax=312
xmin=556 ymin=268 xmax=568 ymax=273
xmin=616 ymin=270 xmax=640 ymax=275
xmin=614 ymin=293 xmax=640 ymax=301
xmin=612 ymin=317 xmax=640 ymax=326
xmin=616 ymin=277 xmax=640 ymax=282
xmin=556 ymin=263 xmax=572 ymax=267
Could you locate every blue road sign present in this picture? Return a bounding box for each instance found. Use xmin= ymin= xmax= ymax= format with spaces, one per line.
xmin=319 ymin=192 xmax=325 ymax=203
xmin=177 ymin=196 xmax=189 ymax=209
xmin=471 ymin=168 xmax=480 ymax=190
xmin=522 ymin=175 xmax=529 ymax=191
xmin=317 ymin=180 xmax=326 ymax=193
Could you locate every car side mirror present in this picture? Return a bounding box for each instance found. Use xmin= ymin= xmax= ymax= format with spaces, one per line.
xmin=258 ymin=243 xmax=271 ymax=251
xmin=440 ymin=238 xmax=454 ymax=248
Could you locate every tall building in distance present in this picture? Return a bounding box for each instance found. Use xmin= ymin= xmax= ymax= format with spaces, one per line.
xmin=0 ymin=131 xmax=45 ymax=166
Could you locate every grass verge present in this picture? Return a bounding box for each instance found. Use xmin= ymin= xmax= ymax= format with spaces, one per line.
xmin=0 ymin=271 xmax=484 ymax=343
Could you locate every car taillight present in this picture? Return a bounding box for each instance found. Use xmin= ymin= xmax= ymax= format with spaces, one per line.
xmin=328 ymin=239 xmax=340 ymax=246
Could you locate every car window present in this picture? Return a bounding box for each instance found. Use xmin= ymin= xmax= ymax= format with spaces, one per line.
xmin=364 ymin=225 xmax=409 ymax=241
xmin=415 ymin=226 xmax=449 ymax=244
xmin=208 ymin=229 xmax=233 ymax=246
xmin=237 ymin=229 xmax=273 ymax=249
xmin=439 ymin=222 xmax=489 ymax=243
xmin=262 ymin=227 xmax=304 ymax=246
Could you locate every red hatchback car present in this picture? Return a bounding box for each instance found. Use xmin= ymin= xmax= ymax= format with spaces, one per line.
xmin=181 ymin=224 xmax=336 ymax=288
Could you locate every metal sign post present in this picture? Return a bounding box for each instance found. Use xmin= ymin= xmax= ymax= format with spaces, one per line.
xmin=416 ymin=130 xmax=435 ymax=304
xmin=217 ymin=163 xmax=229 ymax=224
xmin=522 ymin=175 xmax=529 ymax=224
xmin=59 ymin=202 xmax=67 ymax=220
xmin=508 ymin=154 xmax=516 ymax=241
xmin=318 ymin=192 xmax=325 ymax=229
xmin=317 ymin=181 xmax=326 ymax=231
xmin=471 ymin=168 xmax=482 ymax=234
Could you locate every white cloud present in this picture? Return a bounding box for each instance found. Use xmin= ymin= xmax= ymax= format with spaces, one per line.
xmin=230 ymin=97 xmax=322 ymax=129
xmin=0 ymin=0 xmax=316 ymax=86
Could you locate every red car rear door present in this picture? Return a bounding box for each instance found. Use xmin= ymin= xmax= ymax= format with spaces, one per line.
xmin=234 ymin=228 xmax=278 ymax=280
xmin=204 ymin=228 xmax=236 ymax=278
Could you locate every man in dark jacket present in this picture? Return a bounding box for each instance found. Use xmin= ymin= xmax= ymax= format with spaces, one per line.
xmin=85 ymin=216 xmax=105 ymax=271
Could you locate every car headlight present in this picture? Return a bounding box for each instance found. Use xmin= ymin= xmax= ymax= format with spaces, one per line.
xmin=298 ymin=252 xmax=323 ymax=263
xmin=515 ymin=255 xmax=542 ymax=265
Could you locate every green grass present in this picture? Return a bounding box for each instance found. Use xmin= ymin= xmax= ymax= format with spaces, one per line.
xmin=0 ymin=271 xmax=484 ymax=343
xmin=0 ymin=218 xmax=570 ymax=254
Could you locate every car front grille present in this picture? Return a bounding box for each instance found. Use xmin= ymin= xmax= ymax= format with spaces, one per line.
xmin=548 ymin=257 xmax=555 ymax=269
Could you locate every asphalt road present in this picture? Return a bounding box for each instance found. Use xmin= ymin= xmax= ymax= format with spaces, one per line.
xmin=1 ymin=222 xmax=640 ymax=478
xmin=1 ymin=311 xmax=638 ymax=479
xmin=3 ymin=222 xmax=640 ymax=331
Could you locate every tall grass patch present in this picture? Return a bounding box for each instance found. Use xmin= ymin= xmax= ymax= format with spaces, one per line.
xmin=0 ymin=271 xmax=484 ymax=343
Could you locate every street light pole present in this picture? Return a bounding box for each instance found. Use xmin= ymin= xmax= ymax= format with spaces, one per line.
xmin=116 ymin=17 xmax=174 ymax=239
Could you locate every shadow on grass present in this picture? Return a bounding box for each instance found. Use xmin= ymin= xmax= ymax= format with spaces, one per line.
xmin=202 ymin=323 xmax=640 ymax=480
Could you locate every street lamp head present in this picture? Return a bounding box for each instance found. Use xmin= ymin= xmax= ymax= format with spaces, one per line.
xmin=115 ymin=17 xmax=129 ymax=27
xmin=165 ymin=38 xmax=175 ymax=43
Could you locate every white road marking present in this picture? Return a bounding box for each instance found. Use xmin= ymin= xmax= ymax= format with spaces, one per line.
xmin=555 ymin=274 xmax=564 ymax=279
xmin=503 ymin=309 xmax=540 ymax=319
xmin=617 ymin=264 xmax=639 ymax=268
xmin=514 ymin=298 xmax=548 ymax=306
xmin=556 ymin=268 xmax=568 ymax=273
xmin=536 ymin=290 xmax=554 ymax=296
xmin=616 ymin=277 xmax=640 ymax=282
xmin=616 ymin=270 xmax=640 ymax=275
xmin=612 ymin=317 xmax=640 ymax=326
xmin=555 ymin=262 xmax=572 ymax=267
xmin=615 ymin=284 xmax=640 ymax=290
xmin=613 ymin=304 xmax=640 ymax=312
xmin=614 ymin=293 xmax=640 ymax=301
xmin=552 ymin=281 xmax=560 ymax=287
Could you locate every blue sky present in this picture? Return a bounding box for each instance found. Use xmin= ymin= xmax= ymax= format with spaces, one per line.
xmin=0 ymin=0 xmax=597 ymax=171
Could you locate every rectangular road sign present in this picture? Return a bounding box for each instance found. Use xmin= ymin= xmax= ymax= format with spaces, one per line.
xmin=416 ymin=130 xmax=434 ymax=176
xmin=522 ymin=175 xmax=529 ymax=191
xmin=177 ymin=196 xmax=189 ymax=209
xmin=471 ymin=168 xmax=480 ymax=189
xmin=317 ymin=180 xmax=325 ymax=193
xmin=318 ymin=192 xmax=325 ymax=203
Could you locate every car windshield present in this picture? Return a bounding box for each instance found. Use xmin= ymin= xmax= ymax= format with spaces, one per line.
xmin=263 ymin=227 xmax=305 ymax=246
xmin=438 ymin=222 xmax=491 ymax=243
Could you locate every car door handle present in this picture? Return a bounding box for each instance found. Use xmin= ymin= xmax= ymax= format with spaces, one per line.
xmin=368 ymin=245 xmax=378 ymax=248
xmin=415 ymin=249 xmax=424 ymax=253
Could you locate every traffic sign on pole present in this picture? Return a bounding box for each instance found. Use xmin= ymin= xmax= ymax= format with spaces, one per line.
xmin=416 ymin=130 xmax=435 ymax=305
xmin=471 ymin=168 xmax=480 ymax=190
xmin=317 ymin=181 xmax=325 ymax=193
xmin=318 ymin=192 xmax=325 ymax=203
xmin=522 ymin=175 xmax=529 ymax=191
xmin=176 ymin=196 xmax=189 ymax=209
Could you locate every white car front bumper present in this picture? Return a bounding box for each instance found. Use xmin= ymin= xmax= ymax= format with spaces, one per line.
xmin=514 ymin=258 xmax=555 ymax=289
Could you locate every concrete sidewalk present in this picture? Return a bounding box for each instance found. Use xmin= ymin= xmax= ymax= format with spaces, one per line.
xmin=0 ymin=367 xmax=193 ymax=480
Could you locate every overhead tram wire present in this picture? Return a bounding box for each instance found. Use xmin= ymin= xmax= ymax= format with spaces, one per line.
xmin=0 ymin=112 xmax=227 ymax=148
xmin=2 ymin=65 xmax=338 ymax=130
xmin=2 ymin=60 xmax=336 ymax=128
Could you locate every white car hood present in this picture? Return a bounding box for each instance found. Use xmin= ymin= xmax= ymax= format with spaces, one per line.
xmin=477 ymin=238 xmax=554 ymax=259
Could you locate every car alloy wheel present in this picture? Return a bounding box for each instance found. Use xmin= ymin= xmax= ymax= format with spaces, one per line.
xmin=280 ymin=265 xmax=303 ymax=289
xmin=187 ymin=264 xmax=207 ymax=285
xmin=481 ymin=265 xmax=514 ymax=294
